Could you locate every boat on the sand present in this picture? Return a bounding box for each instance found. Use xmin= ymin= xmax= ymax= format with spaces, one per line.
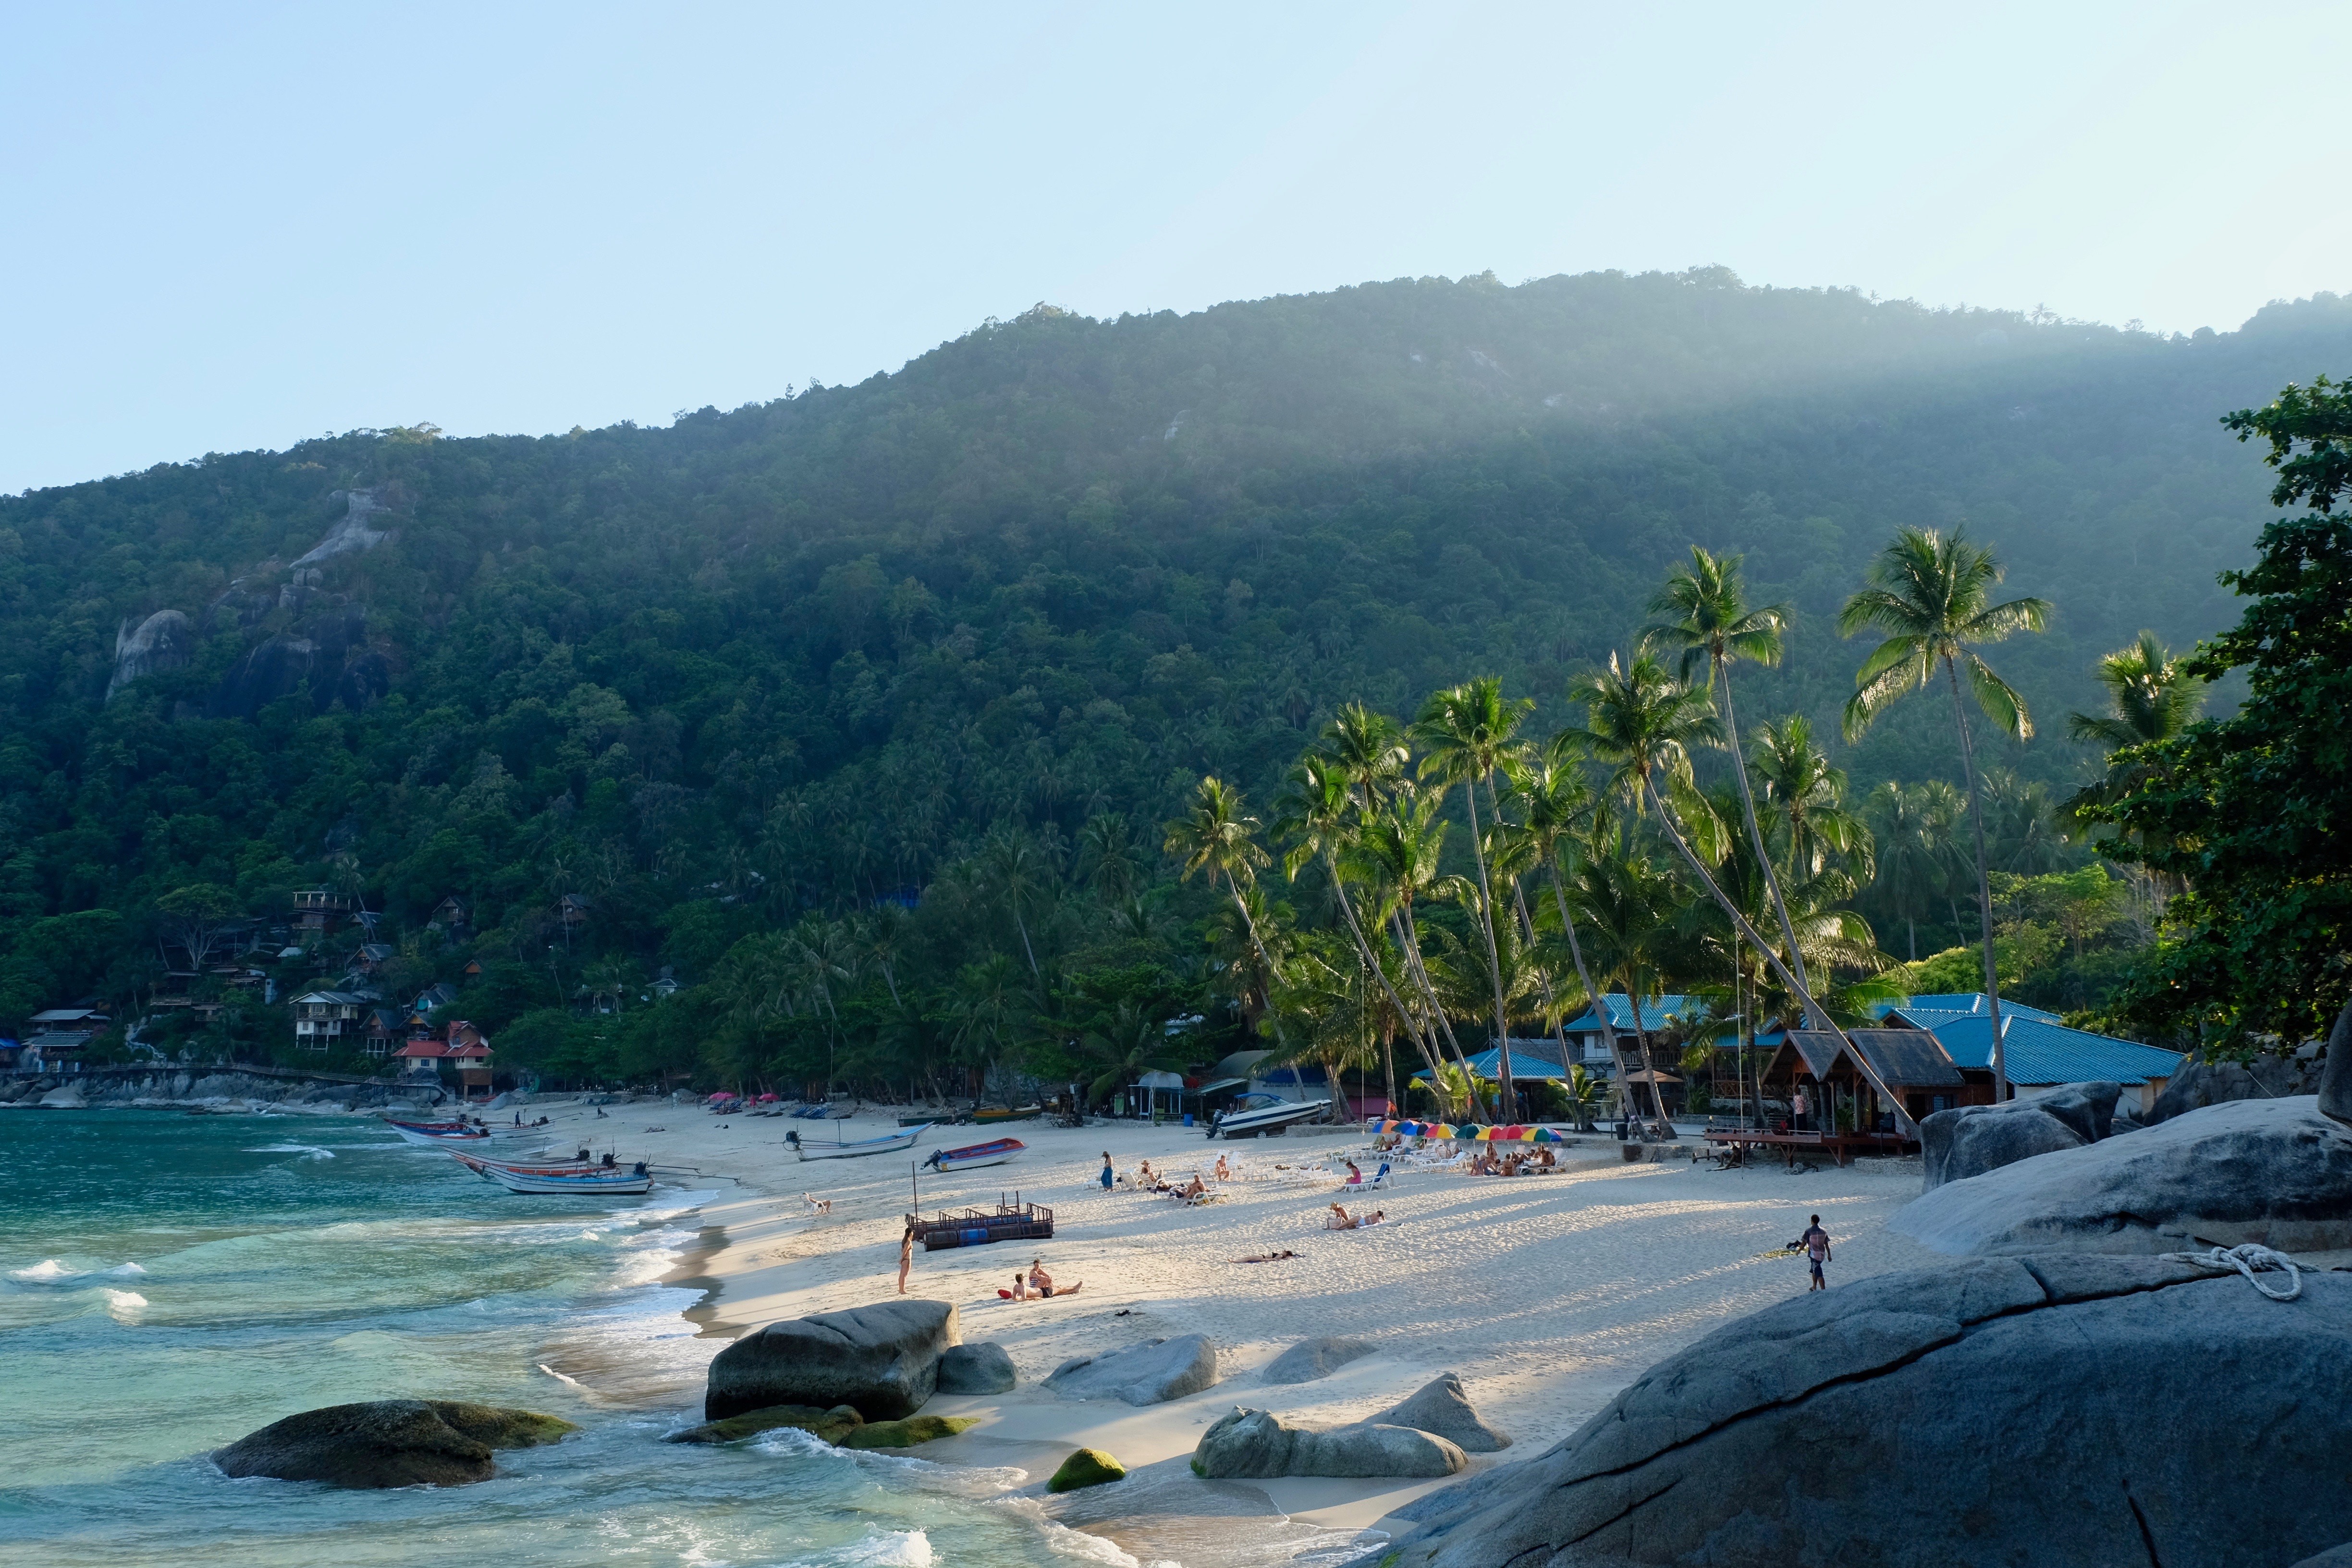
xmin=789 ymin=1124 xmax=929 ymax=1161
xmin=1206 ymin=1094 xmax=1327 ymax=1139
xmin=921 ymin=1136 xmax=1024 ymax=1174
xmin=971 ymin=1105 xmax=1041 ymax=1125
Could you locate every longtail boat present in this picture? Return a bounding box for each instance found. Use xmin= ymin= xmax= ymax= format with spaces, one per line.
xmin=788 ymin=1124 xmax=929 ymax=1161
xmin=921 ymin=1137 xmax=1024 ymax=1174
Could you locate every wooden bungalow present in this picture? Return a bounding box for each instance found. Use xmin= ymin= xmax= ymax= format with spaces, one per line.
xmin=1713 ymin=1026 xmax=1967 ymax=1164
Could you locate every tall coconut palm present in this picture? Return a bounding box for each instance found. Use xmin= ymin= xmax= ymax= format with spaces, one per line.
xmin=1864 ymin=781 xmax=1947 ymax=961
xmin=1345 ymin=790 xmax=1493 ymax=1118
xmin=1502 ymin=746 xmax=1631 ymax=1101
xmin=1323 ymin=702 xmax=1413 ymax=815
xmin=1748 ymin=716 xmax=1875 ymax=884
xmin=1275 ymin=753 xmax=1446 ymax=1102
xmin=1570 ymin=652 xmax=1914 ymax=1130
xmin=1839 ymin=527 xmax=2051 ymax=1101
xmin=2063 ymin=632 xmax=2205 ymax=880
xmin=1560 ymin=843 xmax=1682 ymax=1124
xmin=1640 ymin=547 xmax=1816 ymax=1020
xmin=1164 ymin=777 xmax=1279 ymax=983
xmin=1414 ymin=677 xmax=1533 ymax=1113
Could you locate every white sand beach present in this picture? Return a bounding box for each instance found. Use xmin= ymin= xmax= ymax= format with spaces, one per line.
xmin=466 ymin=1097 xmax=1940 ymax=1560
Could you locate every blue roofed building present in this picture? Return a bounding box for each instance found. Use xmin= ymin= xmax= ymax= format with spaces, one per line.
xmin=1877 ymin=994 xmax=2185 ymax=1114
xmin=1556 ymin=996 xmax=1712 ymax=1068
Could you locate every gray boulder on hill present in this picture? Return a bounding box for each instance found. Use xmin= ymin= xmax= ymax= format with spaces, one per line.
xmin=1045 ymin=1335 xmax=1218 ymax=1405
xmin=1195 ymin=1407 xmax=1466 ymax=1479
xmin=704 ymin=1299 xmax=958 ymax=1422
xmin=937 ymin=1341 xmax=1016 ymax=1394
xmin=1389 ymin=1257 xmax=2352 ymax=1568
xmin=212 ymin=1400 xmax=575 ymax=1489
xmin=1262 ymin=1335 xmax=1376 ymax=1384
xmin=1370 ymin=1373 xmax=1511 ymax=1452
xmin=1895 ymin=1096 xmax=2352 ymax=1255
xmin=1919 ymin=1089 xmax=2115 ymax=1191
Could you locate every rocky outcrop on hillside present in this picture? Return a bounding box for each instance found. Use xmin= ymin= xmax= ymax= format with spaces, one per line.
xmin=0 ymin=1069 xmax=440 ymax=1112
xmin=105 ymin=609 xmax=195 ymax=701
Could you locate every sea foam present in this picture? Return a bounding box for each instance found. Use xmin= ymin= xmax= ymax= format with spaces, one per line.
xmin=10 ymin=1259 xmax=79 ymax=1282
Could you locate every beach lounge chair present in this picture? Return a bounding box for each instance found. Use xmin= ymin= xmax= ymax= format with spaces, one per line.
xmin=1361 ymin=1161 xmax=1393 ymax=1190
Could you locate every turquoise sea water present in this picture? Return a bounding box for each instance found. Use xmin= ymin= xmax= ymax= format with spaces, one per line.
xmin=0 ymin=1111 xmax=1103 ymax=1568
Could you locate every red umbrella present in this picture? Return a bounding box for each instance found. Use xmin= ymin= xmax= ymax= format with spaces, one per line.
xmin=757 ymin=1092 xmax=780 ymax=1102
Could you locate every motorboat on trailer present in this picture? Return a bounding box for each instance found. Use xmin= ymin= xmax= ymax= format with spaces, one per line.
xmin=1206 ymin=1093 xmax=1327 ymax=1140
xmin=921 ymin=1136 xmax=1024 ymax=1174
xmin=788 ymin=1124 xmax=930 ymax=1161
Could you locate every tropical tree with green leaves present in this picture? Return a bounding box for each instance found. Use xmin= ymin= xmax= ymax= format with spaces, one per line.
xmin=1413 ymin=677 xmax=1533 ymax=1110
xmin=1839 ymin=526 xmax=2051 ymax=1099
xmin=1164 ymin=776 xmax=1281 ymax=1000
xmin=1345 ymin=788 xmax=1492 ymax=1117
xmin=1748 ymin=716 xmax=1875 ymax=884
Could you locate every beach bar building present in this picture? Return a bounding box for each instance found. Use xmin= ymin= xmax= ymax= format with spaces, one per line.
xmin=1737 ymin=1026 xmax=1964 ymax=1162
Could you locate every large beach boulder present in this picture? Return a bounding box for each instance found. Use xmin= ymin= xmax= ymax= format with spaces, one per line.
xmin=1194 ymin=1408 xmax=1467 ymax=1480
xmin=1895 ymin=1096 xmax=2352 ymax=1255
xmin=1370 ymin=1372 xmax=1511 ymax=1452
xmin=704 ymin=1299 xmax=958 ymax=1422
xmin=937 ymin=1341 xmax=1016 ymax=1394
xmin=2320 ymin=1000 xmax=2352 ymax=1126
xmin=1044 ymin=1335 xmax=1218 ymax=1405
xmin=212 ymin=1399 xmax=575 ymax=1488
xmin=1918 ymin=1097 xmax=2091 ymax=1190
xmin=1262 ymin=1335 xmax=1376 ymax=1384
xmin=1387 ymin=1256 xmax=2352 ymax=1568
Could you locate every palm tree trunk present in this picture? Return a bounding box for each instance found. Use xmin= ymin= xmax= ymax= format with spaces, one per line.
xmin=1943 ymin=657 xmax=2009 ymax=1101
xmin=1461 ymin=777 xmax=1517 ymax=1117
xmin=1219 ymin=871 xmax=1289 ymax=1048
xmin=1715 ymin=659 xmax=1820 ymax=1027
xmin=1326 ymin=853 xmax=1446 ymax=1104
xmin=1393 ymin=905 xmax=1490 ymax=1120
xmin=1626 ymin=993 xmax=1671 ymax=1126
xmin=1543 ymin=858 xmax=1638 ymax=1129
xmin=1643 ymin=775 xmax=1916 ymax=1134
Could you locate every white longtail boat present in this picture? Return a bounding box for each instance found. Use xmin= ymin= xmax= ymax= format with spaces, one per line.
xmin=477 ymin=1158 xmax=655 ymax=1195
xmin=386 ymin=1118 xmax=492 ymax=1147
xmin=921 ymin=1136 xmax=1024 ymax=1174
xmin=789 ymin=1124 xmax=930 ymax=1161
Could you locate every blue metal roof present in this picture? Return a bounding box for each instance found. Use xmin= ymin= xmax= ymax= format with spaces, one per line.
xmin=1414 ymin=1047 xmax=1573 ymax=1081
xmin=1558 ymin=995 xmax=1709 ymax=1034
xmin=1876 ymin=994 xmax=2064 ymax=1025
xmin=1906 ymin=1012 xmax=2184 ymax=1087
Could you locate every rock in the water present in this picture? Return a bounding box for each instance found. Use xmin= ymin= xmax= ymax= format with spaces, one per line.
xmin=1369 ymin=1373 xmax=1511 ymax=1452
xmin=37 ymin=1085 xmax=88 ymax=1109
xmin=1044 ymin=1335 xmax=1218 ymax=1406
xmin=1049 ymin=1447 xmax=1127 ymax=1492
xmin=212 ymin=1400 xmax=576 ymax=1489
xmin=1895 ymin=1096 xmax=2352 ymax=1255
xmin=937 ymin=1341 xmax=1016 ymax=1394
xmin=1918 ymin=1102 xmax=2084 ymax=1189
xmin=1194 ymin=1408 xmax=1467 ymax=1479
xmin=704 ymin=1299 xmax=959 ymax=1422
xmin=1389 ymin=1257 xmax=2352 ymax=1568
xmin=666 ymin=1404 xmax=865 ymax=1446
xmin=1261 ymin=1335 xmax=1376 ymax=1384
xmin=839 ymin=1414 xmax=978 ymax=1449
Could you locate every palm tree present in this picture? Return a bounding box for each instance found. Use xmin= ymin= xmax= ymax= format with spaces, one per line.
xmin=978 ymin=825 xmax=1052 ymax=979
xmin=1570 ymin=653 xmax=1914 ymax=1130
xmin=1502 ymin=746 xmax=1632 ymax=1104
xmin=1748 ymin=716 xmax=1875 ymax=884
xmin=1560 ymin=844 xmax=1681 ymax=1125
xmin=1865 ymin=781 xmax=1947 ymax=961
xmin=2068 ymin=630 xmax=2206 ymax=751
xmin=1275 ymin=753 xmax=1447 ymax=1101
xmin=1345 ymin=790 xmax=1493 ymax=1117
xmin=1078 ymin=812 xmax=1143 ymax=905
xmin=1164 ymin=777 xmax=1282 ymax=991
xmin=1414 ymin=678 xmax=1533 ymax=1112
xmin=1323 ymin=702 xmax=1411 ymax=815
xmin=1640 ymin=547 xmax=1818 ymax=1021
xmin=1839 ymin=526 xmax=2051 ymax=1100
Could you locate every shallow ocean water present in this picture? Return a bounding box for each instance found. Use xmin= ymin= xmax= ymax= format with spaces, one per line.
xmin=0 ymin=1111 xmax=1100 ymax=1568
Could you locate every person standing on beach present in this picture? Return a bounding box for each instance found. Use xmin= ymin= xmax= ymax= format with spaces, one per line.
xmin=1099 ymin=1152 xmax=1114 ymax=1190
xmin=897 ymin=1225 xmax=914 ymax=1295
xmin=1793 ymin=1215 xmax=1831 ymax=1290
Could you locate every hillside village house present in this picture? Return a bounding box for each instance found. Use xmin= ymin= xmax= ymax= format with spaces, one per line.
xmin=395 ymin=1021 xmax=494 ymax=1098
xmin=18 ymin=1006 xmax=109 ymax=1071
xmin=291 ymin=888 xmax=351 ymax=940
xmin=290 ymin=989 xmax=368 ymax=1050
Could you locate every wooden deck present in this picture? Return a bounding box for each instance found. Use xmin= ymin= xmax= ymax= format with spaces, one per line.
xmin=1702 ymin=1127 xmax=1915 ymax=1167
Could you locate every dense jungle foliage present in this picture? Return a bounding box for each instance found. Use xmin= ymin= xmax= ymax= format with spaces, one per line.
xmin=4 ymin=268 xmax=2348 ymax=1090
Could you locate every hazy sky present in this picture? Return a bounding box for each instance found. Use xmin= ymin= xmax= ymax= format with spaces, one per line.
xmin=5 ymin=1 xmax=2345 ymax=493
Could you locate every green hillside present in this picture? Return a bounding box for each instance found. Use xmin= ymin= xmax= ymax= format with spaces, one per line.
xmin=4 ymin=267 xmax=2347 ymax=1083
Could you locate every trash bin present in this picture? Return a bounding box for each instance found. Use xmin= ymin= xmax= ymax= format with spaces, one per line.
xmin=1182 ymin=1113 xmax=1194 ymax=1127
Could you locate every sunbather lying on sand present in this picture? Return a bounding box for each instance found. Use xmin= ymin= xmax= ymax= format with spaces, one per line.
xmin=1326 ymin=1203 xmax=1358 ymax=1230
xmin=1232 ymin=1249 xmax=1298 ymax=1263
xmin=1359 ymin=1209 xmax=1386 ymax=1226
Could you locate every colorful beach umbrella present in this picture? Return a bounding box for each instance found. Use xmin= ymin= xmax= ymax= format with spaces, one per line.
xmin=1530 ymin=1127 xmax=1561 ymax=1143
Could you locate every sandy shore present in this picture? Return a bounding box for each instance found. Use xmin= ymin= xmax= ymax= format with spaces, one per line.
xmin=475 ymin=1094 xmax=1939 ymax=1562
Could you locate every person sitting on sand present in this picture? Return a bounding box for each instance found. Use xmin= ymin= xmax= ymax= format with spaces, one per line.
xmin=1002 ymin=1272 xmax=1028 ymax=1300
xmin=1029 ymin=1260 xmax=1081 ymax=1298
xmin=1325 ymin=1203 xmax=1358 ymax=1230
xmin=1233 ymin=1249 xmax=1298 ymax=1263
xmin=1213 ymin=1153 xmax=1232 ymax=1182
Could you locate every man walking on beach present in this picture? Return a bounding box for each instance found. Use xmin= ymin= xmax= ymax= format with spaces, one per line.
xmin=1793 ymin=1215 xmax=1831 ymax=1291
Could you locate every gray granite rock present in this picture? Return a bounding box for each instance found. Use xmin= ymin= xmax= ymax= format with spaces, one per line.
xmin=937 ymin=1341 xmax=1016 ymax=1394
xmin=1044 ymin=1335 xmax=1218 ymax=1405
xmin=1369 ymin=1372 xmax=1510 ymax=1452
xmin=212 ymin=1400 xmax=575 ymax=1488
xmin=704 ymin=1299 xmax=958 ymax=1422
xmin=1261 ymin=1335 xmax=1376 ymax=1384
xmin=2320 ymin=1000 xmax=2352 ymax=1127
xmin=1388 ymin=1258 xmax=2352 ymax=1568
xmin=1895 ymin=1096 xmax=2352 ymax=1255
xmin=1194 ymin=1407 xmax=1466 ymax=1479
xmin=1918 ymin=1101 xmax=2084 ymax=1189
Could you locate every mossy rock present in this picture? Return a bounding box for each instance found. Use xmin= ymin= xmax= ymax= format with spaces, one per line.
xmin=428 ymin=1401 xmax=579 ymax=1450
xmin=839 ymin=1415 xmax=980 ymax=1450
xmin=665 ymin=1403 xmax=865 ymax=1446
xmin=1049 ymin=1447 xmax=1127 ymax=1493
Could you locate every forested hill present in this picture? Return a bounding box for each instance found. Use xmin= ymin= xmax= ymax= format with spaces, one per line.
xmin=3 ymin=268 xmax=2349 ymax=1046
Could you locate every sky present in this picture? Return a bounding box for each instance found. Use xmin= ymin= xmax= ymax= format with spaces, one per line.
xmin=4 ymin=0 xmax=2347 ymax=494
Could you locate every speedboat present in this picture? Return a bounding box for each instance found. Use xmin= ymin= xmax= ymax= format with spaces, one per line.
xmin=789 ymin=1124 xmax=929 ymax=1161
xmin=921 ymin=1136 xmax=1024 ymax=1174
xmin=1207 ymin=1094 xmax=1327 ymax=1140
xmin=385 ymin=1117 xmax=493 ymax=1147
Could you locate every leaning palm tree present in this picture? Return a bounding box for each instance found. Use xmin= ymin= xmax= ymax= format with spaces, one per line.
xmin=1839 ymin=526 xmax=2051 ymax=1101
xmin=1569 ymin=652 xmax=1915 ymax=1129
xmin=1164 ymin=777 xmax=1279 ymax=982
xmin=1503 ymin=745 xmax=1633 ymax=1102
xmin=1414 ymin=677 xmax=1533 ymax=1112
xmin=1345 ymin=789 xmax=1493 ymax=1117
xmin=1560 ymin=844 xmax=1681 ymax=1125
xmin=1640 ymin=547 xmax=1819 ymax=1020
xmin=1323 ymin=702 xmax=1413 ymax=816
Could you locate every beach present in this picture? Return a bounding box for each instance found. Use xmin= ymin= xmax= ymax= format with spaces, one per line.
xmin=507 ymin=1095 xmax=1941 ymax=1562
